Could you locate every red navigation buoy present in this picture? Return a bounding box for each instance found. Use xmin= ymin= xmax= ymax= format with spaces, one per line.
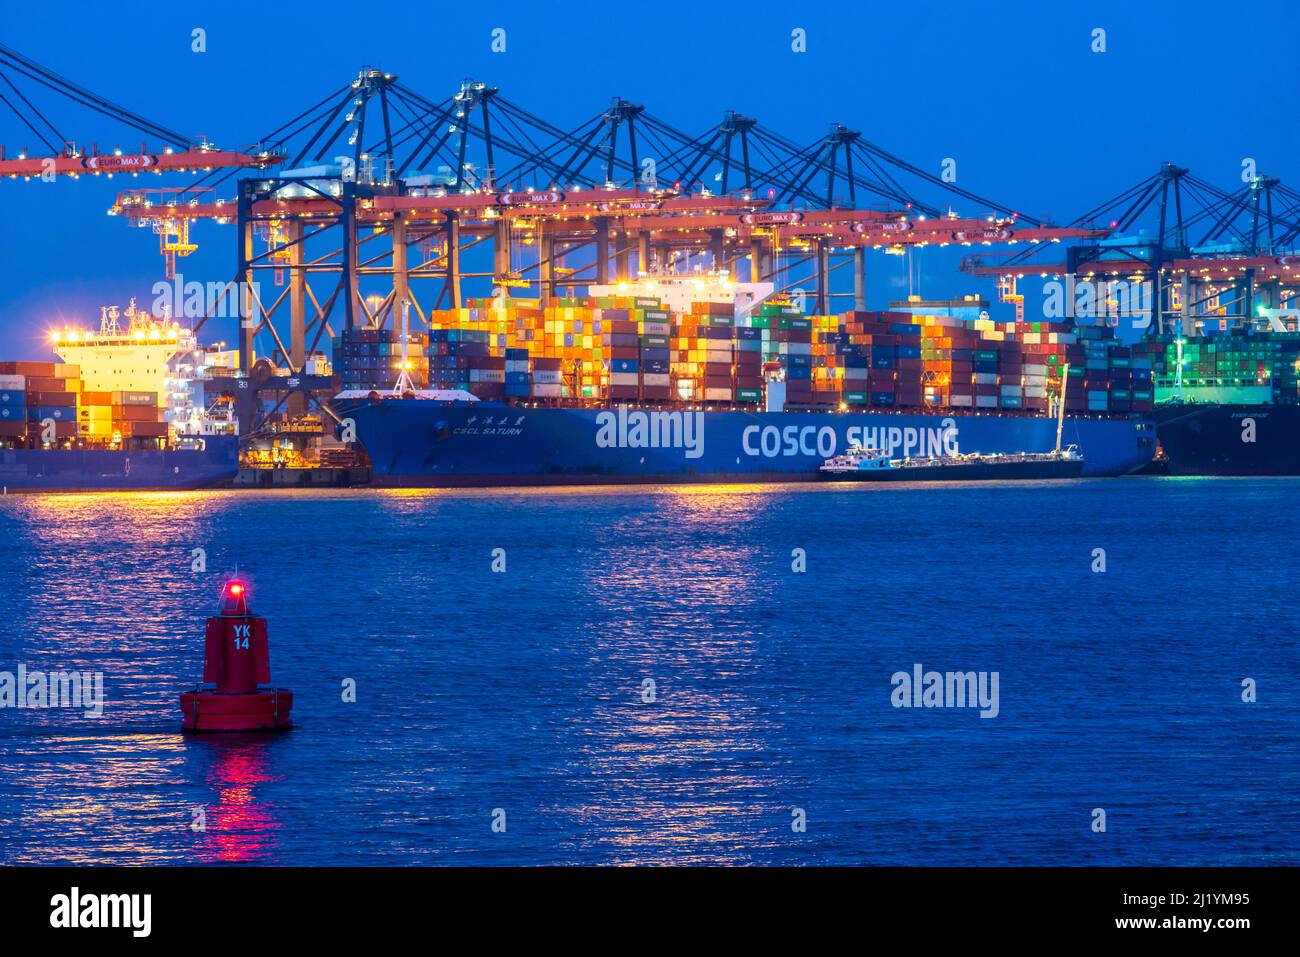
xmin=180 ymin=579 xmax=293 ymax=732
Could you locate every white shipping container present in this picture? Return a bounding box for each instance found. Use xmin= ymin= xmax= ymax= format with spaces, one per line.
xmin=704 ymin=388 xmax=733 ymax=401
xmin=948 ymin=394 xmax=973 ymax=407
xmin=643 ymin=373 xmax=670 ymax=387
xmin=642 ymin=322 xmax=670 ymax=336
xmin=531 ymin=384 xmax=563 ymax=397
xmin=974 ymin=372 xmax=998 ymax=385
xmin=532 ymin=371 xmax=563 ymax=384
xmin=1024 ymin=364 xmax=1047 ymax=377
xmin=610 ymin=372 xmax=639 ymax=386
xmin=0 ymin=375 xmax=26 ymax=391
xmin=112 ymin=391 xmax=157 ymax=406
xmin=1024 ymin=386 xmax=1048 ymax=398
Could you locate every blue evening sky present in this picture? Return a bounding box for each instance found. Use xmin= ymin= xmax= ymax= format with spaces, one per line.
xmin=0 ymin=0 xmax=1294 ymax=356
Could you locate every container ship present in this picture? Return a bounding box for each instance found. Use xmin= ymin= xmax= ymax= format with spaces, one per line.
xmin=1134 ymin=323 xmax=1300 ymax=474
xmin=333 ymin=285 xmax=1155 ymax=485
xmin=0 ymin=301 xmax=239 ymax=491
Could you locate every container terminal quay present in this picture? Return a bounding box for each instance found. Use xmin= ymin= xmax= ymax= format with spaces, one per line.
xmin=0 ymin=48 xmax=1297 ymax=489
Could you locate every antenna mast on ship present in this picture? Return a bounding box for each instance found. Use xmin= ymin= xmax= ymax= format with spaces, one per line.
xmin=393 ymin=300 xmax=416 ymax=396
xmin=99 ymin=305 xmax=120 ymax=337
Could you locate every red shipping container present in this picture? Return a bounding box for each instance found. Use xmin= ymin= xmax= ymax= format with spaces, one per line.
xmin=128 ymin=420 xmax=168 ymax=438
xmin=117 ymin=405 xmax=161 ymax=422
xmin=27 ymin=391 xmax=77 ymax=406
xmin=0 ymin=361 xmax=56 ymax=377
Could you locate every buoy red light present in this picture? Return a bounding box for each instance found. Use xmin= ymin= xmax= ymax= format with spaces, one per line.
xmin=180 ymin=580 xmax=293 ymax=733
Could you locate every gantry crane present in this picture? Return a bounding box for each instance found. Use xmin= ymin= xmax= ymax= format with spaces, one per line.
xmin=962 ymin=163 xmax=1300 ymax=334
xmin=104 ymin=67 xmax=1103 ymax=382
xmin=0 ymin=44 xmax=281 ymax=182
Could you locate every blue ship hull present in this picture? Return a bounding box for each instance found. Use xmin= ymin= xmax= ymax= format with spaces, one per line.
xmin=0 ymin=436 xmax=239 ymax=491
xmin=343 ymin=400 xmax=1155 ymax=485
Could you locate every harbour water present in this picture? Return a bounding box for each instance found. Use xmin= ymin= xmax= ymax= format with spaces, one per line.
xmin=0 ymin=478 xmax=1296 ymax=865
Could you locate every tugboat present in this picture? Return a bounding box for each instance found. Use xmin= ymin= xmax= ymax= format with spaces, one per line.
xmin=820 ymin=369 xmax=1086 ymax=481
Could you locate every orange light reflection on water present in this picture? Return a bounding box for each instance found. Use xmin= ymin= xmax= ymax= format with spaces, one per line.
xmin=3 ymin=733 xmax=188 ymax=865
xmin=565 ymin=482 xmax=778 ymax=864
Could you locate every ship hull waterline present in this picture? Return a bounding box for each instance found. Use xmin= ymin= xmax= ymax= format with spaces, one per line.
xmin=340 ymin=401 xmax=1155 ymax=488
xmin=1154 ymin=403 xmax=1300 ymax=476
xmin=821 ymin=459 xmax=1087 ymax=482
xmin=0 ymin=436 xmax=240 ymax=492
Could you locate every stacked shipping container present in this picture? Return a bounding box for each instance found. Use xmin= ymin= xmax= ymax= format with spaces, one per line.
xmin=334 ymin=328 xmax=428 ymax=392
xmin=426 ymin=328 xmax=503 ymax=399
xmin=329 ymin=296 xmax=1144 ymax=417
xmin=1136 ymin=330 xmax=1300 ymax=404
xmin=0 ymin=360 xmax=168 ymax=445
